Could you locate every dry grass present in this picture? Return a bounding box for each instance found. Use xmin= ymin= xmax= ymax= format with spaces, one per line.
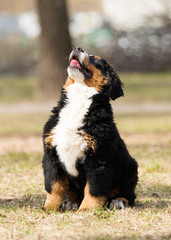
xmin=0 ymin=72 xmax=171 ymax=104
xmin=0 ymin=113 xmax=171 ymax=136
xmin=0 ymin=111 xmax=171 ymax=239
xmin=0 ymin=77 xmax=37 ymax=103
xmin=120 ymin=72 xmax=171 ymax=103
xmin=0 ymin=147 xmax=170 ymax=240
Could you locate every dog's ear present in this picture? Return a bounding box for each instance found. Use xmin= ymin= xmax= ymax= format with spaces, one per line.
xmin=108 ymin=70 xmax=124 ymax=100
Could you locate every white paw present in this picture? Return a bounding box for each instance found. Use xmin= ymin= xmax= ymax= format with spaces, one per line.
xmin=109 ymin=200 xmax=126 ymax=210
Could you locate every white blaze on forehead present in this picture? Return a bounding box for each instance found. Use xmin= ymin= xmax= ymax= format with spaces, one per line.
xmin=52 ymin=82 xmax=98 ymax=176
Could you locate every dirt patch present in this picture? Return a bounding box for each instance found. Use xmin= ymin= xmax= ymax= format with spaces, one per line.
xmin=123 ymin=132 xmax=171 ymax=146
xmin=0 ymin=136 xmax=42 ymax=154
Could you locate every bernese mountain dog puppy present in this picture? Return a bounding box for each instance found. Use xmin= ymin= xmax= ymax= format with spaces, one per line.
xmin=42 ymin=47 xmax=138 ymax=212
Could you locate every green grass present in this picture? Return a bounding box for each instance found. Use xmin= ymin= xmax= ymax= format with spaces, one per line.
xmin=0 ymin=114 xmax=48 ymax=136
xmin=0 ymin=72 xmax=171 ymax=103
xmin=0 ymin=77 xmax=37 ymax=103
xmin=120 ymin=72 xmax=171 ymax=103
xmin=0 ymin=145 xmax=170 ymax=239
xmin=0 ymin=152 xmax=41 ymax=173
xmin=0 ymin=113 xmax=171 ymax=137
xmin=0 ymin=72 xmax=171 ymax=239
xmin=116 ymin=113 xmax=171 ymax=134
xmin=0 ymin=112 xmax=171 ymax=239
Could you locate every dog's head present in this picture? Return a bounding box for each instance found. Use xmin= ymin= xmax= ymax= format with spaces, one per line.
xmin=65 ymin=47 xmax=124 ymax=100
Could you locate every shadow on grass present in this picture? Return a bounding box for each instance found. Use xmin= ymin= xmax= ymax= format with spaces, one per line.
xmin=0 ymin=194 xmax=45 ymax=210
xmin=82 ymin=233 xmax=171 ymax=240
xmin=135 ymin=183 xmax=171 ymax=209
xmin=0 ymin=194 xmax=170 ymax=211
xmin=135 ymin=199 xmax=170 ymax=209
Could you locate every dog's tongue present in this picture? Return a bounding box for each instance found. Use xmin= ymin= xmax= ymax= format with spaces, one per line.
xmin=70 ymin=59 xmax=81 ymax=68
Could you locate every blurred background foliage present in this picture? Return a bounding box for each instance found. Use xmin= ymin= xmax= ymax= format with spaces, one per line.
xmin=0 ymin=0 xmax=171 ymax=77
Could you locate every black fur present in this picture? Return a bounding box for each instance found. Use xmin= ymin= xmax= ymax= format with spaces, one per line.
xmin=89 ymin=55 xmax=124 ymax=100
xmin=42 ymin=54 xmax=138 ymax=208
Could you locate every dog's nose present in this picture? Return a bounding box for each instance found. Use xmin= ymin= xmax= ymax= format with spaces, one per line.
xmin=77 ymin=47 xmax=84 ymax=52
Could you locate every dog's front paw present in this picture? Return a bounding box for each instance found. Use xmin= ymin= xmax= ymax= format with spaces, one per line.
xmin=109 ymin=198 xmax=128 ymax=210
xmin=43 ymin=203 xmax=61 ymax=213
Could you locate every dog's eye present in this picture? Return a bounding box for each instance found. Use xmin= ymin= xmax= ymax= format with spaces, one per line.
xmin=89 ymin=56 xmax=107 ymax=75
xmin=89 ymin=56 xmax=100 ymax=65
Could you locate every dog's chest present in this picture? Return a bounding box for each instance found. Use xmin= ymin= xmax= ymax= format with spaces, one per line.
xmin=52 ymin=83 xmax=97 ymax=176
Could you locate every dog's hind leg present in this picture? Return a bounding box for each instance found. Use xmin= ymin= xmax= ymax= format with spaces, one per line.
xmin=77 ymin=182 xmax=106 ymax=212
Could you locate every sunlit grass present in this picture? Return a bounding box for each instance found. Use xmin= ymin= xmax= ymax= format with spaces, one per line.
xmin=0 ymin=76 xmax=37 ymax=103
xmin=0 ymin=72 xmax=171 ymax=239
xmin=0 ymin=113 xmax=48 ymax=136
xmin=120 ymin=72 xmax=171 ymax=103
xmin=0 ymin=113 xmax=171 ymax=136
xmin=0 ymin=138 xmax=170 ymax=239
xmin=116 ymin=113 xmax=171 ymax=134
xmin=0 ymin=72 xmax=171 ymax=103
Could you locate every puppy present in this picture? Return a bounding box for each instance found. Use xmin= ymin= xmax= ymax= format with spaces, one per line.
xmin=42 ymin=47 xmax=138 ymax=212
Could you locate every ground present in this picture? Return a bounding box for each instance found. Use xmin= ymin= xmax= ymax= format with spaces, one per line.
xmin=0 ymin=73 xmax=171 ymax=240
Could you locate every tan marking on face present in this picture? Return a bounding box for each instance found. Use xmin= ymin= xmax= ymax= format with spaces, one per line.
xmin=77 ymin=182 xmax=107 ymax=212
xmin=63 ymin=76 xmax=74 ymax=89
xmin=44 ymin=133 xmax=53 ymax=149
xmin=83 ymin=62 xmax=108 ymax=92
xmin=94 ymin=55 xmax=102 ymax=60
xmin=44 ymin=179 xmax=69 ymax=211
xmin=67 ymin=51 xmax=107 ymax=91
xmin=81 ymin=132 xmax=96 ymax=151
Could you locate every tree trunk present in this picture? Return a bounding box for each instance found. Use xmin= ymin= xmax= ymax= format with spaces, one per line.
xmin=36 ymin=0 xmax=72 ymax=99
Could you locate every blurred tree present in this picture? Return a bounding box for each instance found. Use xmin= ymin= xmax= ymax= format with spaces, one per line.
xmin=36 ymin=0 xmax=72 ymax=98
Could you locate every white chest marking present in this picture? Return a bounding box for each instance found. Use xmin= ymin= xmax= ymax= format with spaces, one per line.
xmin=52 ymin=82 xmax=97 ymax=176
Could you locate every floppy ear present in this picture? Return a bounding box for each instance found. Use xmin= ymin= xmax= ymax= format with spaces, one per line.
xmin=108 ymin=70 xmax=124 ymax=100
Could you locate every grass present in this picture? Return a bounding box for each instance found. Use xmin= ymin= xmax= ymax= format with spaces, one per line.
xmin=0 ymin=113 xmax=171 ymax=137
xmin=0 ymin=112 xmax=171 ymax=239
xmin=116 ymin=113 xmax=171 ymax=134
xmin=120 ymin=72 xmax=171 ymax=103
xmin=0 ymin=114 xmax=47 ymax=136
xmin=0 ymin=77 xmax=37 ymax=103
xmin=0 ymin=72 xmax=171 ymax=239
xmin=0 ymin=72 xmax=171 ymax=103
